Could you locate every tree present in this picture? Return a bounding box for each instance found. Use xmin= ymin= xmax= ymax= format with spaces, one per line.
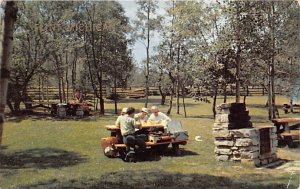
xmin=0 ymin=1 xmax=18 ymax=145
xmin=133 ymin=0 xmax=162 ymax=108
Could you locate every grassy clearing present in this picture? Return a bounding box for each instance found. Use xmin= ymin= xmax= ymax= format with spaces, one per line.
xmin=0 ymin=95 xmax=299 ymax=189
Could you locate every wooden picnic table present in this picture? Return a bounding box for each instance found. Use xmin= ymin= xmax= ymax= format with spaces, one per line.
xmin=103 ymin=123 xmax=188 ymax=156
xmin=272 ymin=118 xmax=300 ymax=133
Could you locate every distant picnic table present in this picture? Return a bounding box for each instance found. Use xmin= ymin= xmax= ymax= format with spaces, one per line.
xmin=272 ymin=118 xmax=300 ymax=133
xmin=272 ymin=118 xmax=300 ymax=147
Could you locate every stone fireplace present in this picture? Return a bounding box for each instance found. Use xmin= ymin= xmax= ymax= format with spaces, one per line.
xmin=213 ymin=103 xmax=278 ymax=167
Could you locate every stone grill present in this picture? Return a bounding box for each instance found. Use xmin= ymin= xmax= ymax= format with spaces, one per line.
xmin=213 ymin=103 xmax=278 ymax=167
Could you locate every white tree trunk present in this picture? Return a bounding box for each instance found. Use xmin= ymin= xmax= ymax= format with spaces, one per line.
xmin=0 ymin=1 xmax=18 ymax=145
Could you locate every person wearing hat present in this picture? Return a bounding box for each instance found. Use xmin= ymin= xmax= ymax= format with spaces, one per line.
xmin=148 ymin=106 xmax=171 ymax=123
xmin=119 ymin=107 xmax=146 ymax=161
xmin=134 ymin=107 xmax=149 ymax=123
xmin=115 ymin=107 xmax=128 ymax=127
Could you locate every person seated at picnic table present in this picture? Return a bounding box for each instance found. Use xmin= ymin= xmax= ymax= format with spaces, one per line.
xmin=115 ymin=107 xmax=128 ymax=127
xmin=134 ymin=107 xmax=149 ymax=123
xmin=148 ymin=106 xmax=172 ymax=123
xmin=119 ymin=107 xmax=146 ymax=154
xmin=74 ymin=88 xmax=83 ymax=103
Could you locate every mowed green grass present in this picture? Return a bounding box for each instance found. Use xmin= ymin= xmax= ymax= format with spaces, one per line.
xmin=0 ymin=95 xmax=299 ymax=189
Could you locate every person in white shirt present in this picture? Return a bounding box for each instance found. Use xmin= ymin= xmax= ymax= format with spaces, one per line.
xmin=115 ymin=107 xmax=128 ymax=127
xmin=134 ymin=107 xmax=149 ymax=123
xmin=148 ymin=106 xmax=171 ymax=123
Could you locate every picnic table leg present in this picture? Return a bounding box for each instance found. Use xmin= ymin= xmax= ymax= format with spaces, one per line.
xmin=283 ymin=123 xmax=290 ymax=133
xmin=172 ymin=144 xmax=181 ymax=156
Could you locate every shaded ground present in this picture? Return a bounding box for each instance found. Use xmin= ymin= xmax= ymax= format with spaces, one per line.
xmin=20 ymin=170 xmax=287 ymax=189
xmin=0 ymin=148 xmax=87 ymax=169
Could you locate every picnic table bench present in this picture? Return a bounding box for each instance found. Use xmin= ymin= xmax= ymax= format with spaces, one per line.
xmin=272 ymin=118 xmax=300 ymax=148
xmin=102 ymin=122 xmax=188 ymax=159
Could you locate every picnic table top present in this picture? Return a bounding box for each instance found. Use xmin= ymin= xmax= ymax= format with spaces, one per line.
xmin=114 ymin=139 xmax=187 ymax=148
xmin=271 ymin=118 xmax=300 ymax=124
xmin=105 ymin=124 xmax=165 ymax=131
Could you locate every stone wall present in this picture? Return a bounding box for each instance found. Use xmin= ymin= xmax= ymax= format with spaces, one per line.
xmin=213 ymin=103 xmax=278 ymax=167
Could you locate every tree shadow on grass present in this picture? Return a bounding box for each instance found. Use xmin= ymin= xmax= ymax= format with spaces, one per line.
xmin=0 ymin=148 xmax=87 ymax=170
xmin=4 ymin=112 xmax=104 ymax=123
xmin=134 ymin=148 xmax=198 ymax=162
xmin=20 ymin=170 xmax=290 ymax=189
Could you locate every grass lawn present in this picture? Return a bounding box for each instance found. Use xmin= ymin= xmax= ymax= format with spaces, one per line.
xmin=0 ymin=95 xmax=299 ymax=189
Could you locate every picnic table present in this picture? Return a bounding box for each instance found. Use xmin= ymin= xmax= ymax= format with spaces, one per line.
xmin=272 ymin=118 xmax=300 ymax=148
xmin=102 ymin=122 xmax=188 ymax=159
xmin=271 ymin=118 xmax=300 ymax=133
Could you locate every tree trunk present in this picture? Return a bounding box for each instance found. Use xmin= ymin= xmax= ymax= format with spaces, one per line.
xmin=212 ymin=85 xmax=218 ymax=118
xmin=71 ymin=49 xmax=77 ymax=97
xmin=38 ymin=75 xmax=41 ymax=103
xmin=176 ymin=45 xmax=180 ymax=114
xmin=98 ymin=22 xmax=105 ymax=115
xmin=41 ymin=75 xmax=45 ymax=102
xmin=114 ymin=75 xmax=118 ymax=115
xmin=58 ymin=77 xmax=62 ymax=103
xmin=182 ymin=86 xmax=187 ymax=118
xmin=270 ymin=2 xmax=277 ymax=119
xmin=65 ymin=49 xmax=69 ymax=102
xmin=99 ymin=72 xmax=104 ymax=115
xmin=290 ymin=98 xmax=294 ymax=113
xmin=223 ymin=83 xmax=227 ymax=103
xmin=167 ymin=72 xmax=176 ymax=115
xmin=167 ymin=93 xmax=173 ymax=115
xmin=0 ymin=1 xmax=18 ymax=145
xmin=235 ymin=3 xmax=241 ymax=103
xmin=144 ymin=4 xmax=151 ymax=108
xmin=243 ymin=86 xmax=249 ymax=103
xmin=46 ymin=76 xmax=49 ymax=107
xmin=289 ymin=57 xmax=294 ymax=113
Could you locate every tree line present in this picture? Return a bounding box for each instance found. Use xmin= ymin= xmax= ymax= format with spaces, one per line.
xmin=135 ymin=0 xmax=300 ymax=119
xmin=4 ymin=1 xmax=133 ymax=115
xmin=1 ymin=0 xmax=299 ymax=119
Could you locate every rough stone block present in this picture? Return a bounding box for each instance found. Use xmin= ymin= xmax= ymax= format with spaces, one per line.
xmin=215 ymin=114 xmax=230 ymax=123
xmin=217 ymin=108 xmax=231 ymax=114
xmin=272 ymin=139 xmax=278 ymax=147
xmin=214 ymin=123 xmax=235 ymax=129
xmin=238 ymin=145 xmax=259 ymax=152
xmin=253 ymin=158 xmax=261 ymax=166
xmin=213 ymin=130 xmax=232 ymax=138
xmin=261 ymin=159 xmax=268 ymax=165
xmin=215 ymin=147 xmax=232 ymax=155
xmin=217 ymin=103 xmax=232 ymax=110
xmin=271 ymin=153 xmax=277 ymax=160
xmin=230 ymin=128 xmax=259 ymax=138
xmin=241 ymin=151 xmax=259 ymax=159
xmin=235 ymin=138 xmax=259 ymax=146
xmin=231 ymin=146 xmax=239 ymax=150
xmin=215 ymin=155 xmax=229 ymax=161
xmin=214 ymin=140 xmax=234 ymax=147
xmin=232 ymin=153 xmax=241 ymax=161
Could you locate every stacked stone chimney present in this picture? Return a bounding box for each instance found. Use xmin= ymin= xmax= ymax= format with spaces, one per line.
xmin=213 ymin=103 xmax=278 ymax=167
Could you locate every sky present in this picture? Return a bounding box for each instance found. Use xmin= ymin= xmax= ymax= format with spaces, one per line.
xmin=118 ymin=0 xmax=168 ymax=65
